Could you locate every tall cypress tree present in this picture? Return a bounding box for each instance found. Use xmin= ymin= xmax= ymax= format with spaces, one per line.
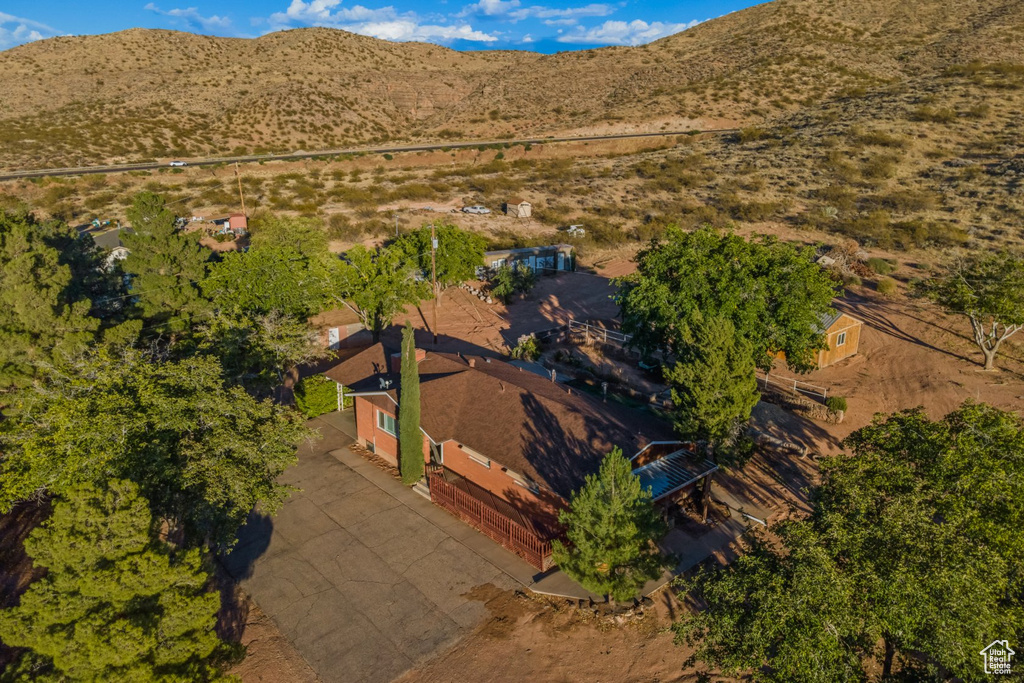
xmin=0 ymin=480 xmax=230 ymax=681
xmin=552 ymin=448 xmax=668 ymax=601
xmin=398 ymin=322 xmax=423 ymax=485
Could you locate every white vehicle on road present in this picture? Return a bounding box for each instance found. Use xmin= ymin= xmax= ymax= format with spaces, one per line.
xmin=168 ymin=160 xmax=188 ymax=167
xmin=461 ymin=205 xmax=490 ymax=214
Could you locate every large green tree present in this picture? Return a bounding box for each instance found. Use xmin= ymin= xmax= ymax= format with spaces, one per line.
xmin=0 ymin=350 xmax=310 ymax=547
xmin=331 ymin=245 xmax=429 ymax=342
xmin=121 ymin=191 xmax=211 ymax=336
xmin=0 ymin=480 xmax=232 ymax=682
xmin=921 ymin=250 xmax=1024 ymax=370
xmin=398 ymin=322 xmax=423 ymax=485
xmin=197 ymin=309 xmax=328 ymax=393
xmin=0 ymin=210 xmax=100 ymax=390
xmin=663 ymin=314 xmax=759 ymax=461
xmin=615 ymin=226 xmax=839 ymax=372
xmin=676 ymin=401 xmax=1024 ymax=682
xmin=202 ymin=246 xmax=330 ymax=318
xmin=394 ymin=221 xmax=487 ymax=305
xmin=552 ymin=448 xmax=668 ymax=601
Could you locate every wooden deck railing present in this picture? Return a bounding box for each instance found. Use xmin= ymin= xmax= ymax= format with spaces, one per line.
xmin=427 ymin=471 xmax=553 ymax=571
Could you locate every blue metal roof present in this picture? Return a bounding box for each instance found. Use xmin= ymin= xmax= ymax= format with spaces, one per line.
xmin=634 ymin=449 xmax=718 ymax=501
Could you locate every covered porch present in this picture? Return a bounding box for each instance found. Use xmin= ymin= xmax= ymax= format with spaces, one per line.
xmin=633 ymin=447 xmax=719 ymax=522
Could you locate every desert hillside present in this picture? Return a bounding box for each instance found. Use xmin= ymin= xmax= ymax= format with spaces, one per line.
xmin=1 ymin=0 xmax=1022 ymax=170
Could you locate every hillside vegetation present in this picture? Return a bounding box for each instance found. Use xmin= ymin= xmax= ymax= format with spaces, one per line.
xmin=1 ymin=0 xmax=1022 ymax=171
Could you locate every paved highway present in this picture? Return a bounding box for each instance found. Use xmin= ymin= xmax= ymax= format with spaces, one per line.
xmin=0 ymin=129 xmax=737 ymax=181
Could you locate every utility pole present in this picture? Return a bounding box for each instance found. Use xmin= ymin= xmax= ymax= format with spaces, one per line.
xmin=394 ymin=211 xmax=398 ymax=237
xmin=430 ymin=223 xmax=438 ymax=345
xmin=234 ymin=162 xmax=247 ymax=216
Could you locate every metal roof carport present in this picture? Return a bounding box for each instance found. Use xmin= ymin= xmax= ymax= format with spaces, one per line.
xmin=633 ymin=448 xmax=719 ymax=521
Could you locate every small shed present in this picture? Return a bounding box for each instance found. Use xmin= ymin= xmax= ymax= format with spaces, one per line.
xmin=309 ymin=307 xmax=370 ymax=350
xmin=228 ymin=213 xmax=248 ymax=233
xmin=504 ymin=198 xmax=532 ymax=218
xmin=814 ymin=311 xmax=863 ymax=368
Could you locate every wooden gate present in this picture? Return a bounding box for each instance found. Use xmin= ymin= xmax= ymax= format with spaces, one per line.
xmin=428 ymin=471 xmax=553 ymax=571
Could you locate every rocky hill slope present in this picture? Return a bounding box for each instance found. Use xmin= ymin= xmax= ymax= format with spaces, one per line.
xmin=0 ymin=0 xmax=1022 ymax=170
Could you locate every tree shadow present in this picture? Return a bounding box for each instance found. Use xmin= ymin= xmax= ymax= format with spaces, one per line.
xmin=218 ymin=510 xmax=273 ymax=582
xmin=835 ymin=292 xmax=973 ymax=364
xmin=0 ymin=500 xmax=51 ymax=670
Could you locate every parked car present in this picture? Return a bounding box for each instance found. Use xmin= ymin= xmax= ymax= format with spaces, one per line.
xmin=462 ymin=205 xmax=490 ymax=214
xmin=168 ymin=160 xmax=188 ymax=167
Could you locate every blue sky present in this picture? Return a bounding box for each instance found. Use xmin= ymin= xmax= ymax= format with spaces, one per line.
xmin=0 ymin=0 xmax=762 ymax=53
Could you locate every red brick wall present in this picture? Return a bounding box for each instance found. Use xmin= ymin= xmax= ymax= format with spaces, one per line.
xmin=355 ymin=397 xmax=399 ymax=466
xmin=439 ymin=441 xmax=564 ymax=520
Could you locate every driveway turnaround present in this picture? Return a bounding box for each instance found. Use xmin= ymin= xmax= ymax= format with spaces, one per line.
xmin=222 ymin=414 xmax=524 ymax=683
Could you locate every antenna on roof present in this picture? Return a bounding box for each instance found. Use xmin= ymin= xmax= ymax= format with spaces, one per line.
xmin=379 ymin=378 xmax=393 ymax=389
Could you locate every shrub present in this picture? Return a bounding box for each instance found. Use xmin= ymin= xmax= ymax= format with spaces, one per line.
xmin=825 ymin=396 xmax=848 ymax=413
xmin=510 ymin=334 xmax=541 ymax=361
xmin=294 ymin=375 xmax=339 ymax=418
xmin=876 ymin=277 xmax=898 ymax=297
xmin=867 ymin=257 xmax=893 ymax=275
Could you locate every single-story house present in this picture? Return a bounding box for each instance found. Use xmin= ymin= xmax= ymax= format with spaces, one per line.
xmin=210 ymin=213 xmax=248 ymax=235
xmin=82 ymin=226 xmax=133 ymax=270
xmin=308 ymin=307 xmax=371 ymax=350
xmin=813 ymin=310 xmax=863 ymax=368
xmin=324 ymin=344 xmax=716 ymax=570
xmin=504 ymin=197 xmax=532 ymax=218
xmin=483 ymin=244 xmax=574 ymax=275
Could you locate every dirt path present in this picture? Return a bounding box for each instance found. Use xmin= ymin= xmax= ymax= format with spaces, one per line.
xmin=397 ymin=587 xmax=724 ymax=683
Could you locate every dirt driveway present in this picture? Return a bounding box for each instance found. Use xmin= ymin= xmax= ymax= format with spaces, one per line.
xmin=222 ymin=414 xmax=520 ymax=683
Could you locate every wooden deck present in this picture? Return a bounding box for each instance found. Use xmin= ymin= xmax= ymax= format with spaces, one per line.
xmin=427 ymin=468 xmax=554 ymax=571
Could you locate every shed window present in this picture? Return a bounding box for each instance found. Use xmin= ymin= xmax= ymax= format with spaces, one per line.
xmin=376 ymin=410 xmax=396 ymax=436
xmin=836 ymin=332 xmax=847 ymax=347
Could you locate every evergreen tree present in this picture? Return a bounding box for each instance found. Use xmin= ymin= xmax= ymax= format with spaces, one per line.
xmin=0 ymin=210 xmax=100 ymax=390
xmin=398 ymin=322 xmax=423 ymax=485
xmin=552 ymin=448 xmax=667 ymax=601
xmin=121 ymin=191 xmax=210 ymax=336
xmin=0 ymin=480 xmax=232 ymax=682
xmin=0 ymin=350 xmax=309 ymax=548
xmin=663 ymin=314 xmax=759 ymax=462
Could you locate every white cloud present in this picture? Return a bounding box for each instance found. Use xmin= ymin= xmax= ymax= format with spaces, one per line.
xmin=460 ymin=0 xmax=613 ymax=23
xmin=556 ymin=18 xmax=701 ymax=45
xmin=0 ymin=12 xmax=60 ymax=49
xmin=144 ymin=3 xmax=232 ymax=31
xmin=347 ymin=19 xmax=498 ymax=42
xmin=264 ymin=1 xmax=498 ymax=43
xmin=268 ymin=0 xmax=398 ymax=28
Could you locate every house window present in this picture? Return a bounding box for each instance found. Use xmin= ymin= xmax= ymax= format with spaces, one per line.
xmin=491 ymin=258 xmax=506 ymax=268
xmin=836 ymin=331 xmax=847 ymax=347
xmin=376 ymin=410 xmax=396 ymax=436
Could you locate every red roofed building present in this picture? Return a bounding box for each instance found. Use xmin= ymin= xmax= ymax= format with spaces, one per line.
xmin=324 ymin=343 xmax=716 ymax=570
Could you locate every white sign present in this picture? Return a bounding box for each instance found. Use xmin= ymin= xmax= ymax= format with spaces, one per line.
xmin=980 ymin=640 xmax=1015 ymax=675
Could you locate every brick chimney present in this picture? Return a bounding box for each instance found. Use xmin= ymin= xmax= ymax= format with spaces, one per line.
xmin=390 ymin=348 xmax=427 ymax=374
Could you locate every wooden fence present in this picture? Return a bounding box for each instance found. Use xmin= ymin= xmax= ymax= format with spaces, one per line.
xmin=428 ymin=471 xmax=553 ymax=571
xmin=757 ymin=371 xmax=829 ymax=401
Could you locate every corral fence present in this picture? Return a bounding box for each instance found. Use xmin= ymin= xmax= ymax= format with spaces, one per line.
xmin=568 ymin=319 xmax=633 ymax=346
xmin=757 ymin=370 xmax=829 ymax=401
xmin=428 ymin=469 xmax=553 ymax=571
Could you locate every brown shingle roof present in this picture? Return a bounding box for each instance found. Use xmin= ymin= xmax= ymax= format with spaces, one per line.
xmin=325 ymin=344 xmax=676 ymax=498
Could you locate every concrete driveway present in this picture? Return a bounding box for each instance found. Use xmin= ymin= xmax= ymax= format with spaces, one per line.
xmin=222 ymin=413 xmax=523 ymax=683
